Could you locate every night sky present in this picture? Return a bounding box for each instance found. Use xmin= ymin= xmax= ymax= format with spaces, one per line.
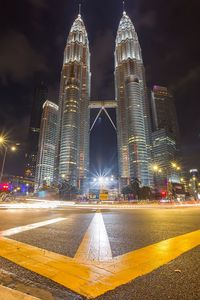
xmin=0 ymin=0 xmax=200 ymax=176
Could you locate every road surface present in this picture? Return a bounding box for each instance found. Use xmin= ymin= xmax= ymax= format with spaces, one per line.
xmin=0 ymin=206 xmax=200 ymax=299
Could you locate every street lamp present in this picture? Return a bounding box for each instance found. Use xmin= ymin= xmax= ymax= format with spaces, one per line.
xmin=171 ymin=162 xmax=181 ymax=171
xmin=152 ymin=164 xmax=159 ymax=172
xmin=151 ymin=164 xmax=162 ymax=173
xmin=0 ymin=136 xmax=17 ymax=182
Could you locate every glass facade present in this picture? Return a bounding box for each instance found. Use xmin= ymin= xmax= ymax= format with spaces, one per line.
xmin=152 ymin=129 xmax=177 ymax=189
xmin=35 ymin=101 xmax=58 ymax=190
xmin=151 ymin=86 xmax=179 ymax=141
xmin=59 ymin=77 xmax=80 ymax=184
xmin=151 ymin=86 xmax=180 ymax=189
xmin=56 ymin=14 xmax=91 ymax=191
xmin=115 ymin=11 xmax=150 ymax=187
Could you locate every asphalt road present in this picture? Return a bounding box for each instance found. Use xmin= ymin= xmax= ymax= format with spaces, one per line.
xmin=1 ymin=207 xmax=200 ymax=299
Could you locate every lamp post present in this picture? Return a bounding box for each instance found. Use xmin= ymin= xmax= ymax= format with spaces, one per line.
xmin=151 ymin=164 xmax=162 ymax=193
xmin=0 ymin=135 xmax=17 ymax=182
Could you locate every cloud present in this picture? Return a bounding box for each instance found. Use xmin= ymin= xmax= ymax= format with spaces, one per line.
xmin=0 ymin=31 xmax=47 ymax=83
xmin=175 ymin=66 xmax=200 ymax=89
xmin=27 ymin=0 xmax=47 ymax=9
xmin=91 ymin=30 xmax=114 ymax=99
xmin=137 ymin=10 xmax=157 ymax=29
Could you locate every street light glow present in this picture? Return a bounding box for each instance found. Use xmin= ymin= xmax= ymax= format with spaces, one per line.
xmin=171 ymin=162 xmax=177 ymax=168
xmin=98 ymin=177 xmax=104 ymax=183
xmin=11 ymin=146 xmax=16 ymax=151
xmin=152 ymin=164 xmax=159 ymax=171
xmin=0 ymin=135 xmax=7 ymax=146
xmin=152 ymin=164 xmax=162 ymax=173
xmin=0 ymin=136 xmax=4 ymax=143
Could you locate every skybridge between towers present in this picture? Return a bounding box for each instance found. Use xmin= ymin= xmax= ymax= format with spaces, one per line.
xmin=89 ymin=100 xmax=117 ymax=132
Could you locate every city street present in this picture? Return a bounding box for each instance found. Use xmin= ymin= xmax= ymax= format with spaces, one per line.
xmin=1 ymin=206 xmax=200 ymax=299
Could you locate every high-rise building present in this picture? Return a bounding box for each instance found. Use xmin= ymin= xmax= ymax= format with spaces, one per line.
xmin=151 ymin=86 xmax=179 ymax=140
xmin=56 ymin=13 xmax=91 ymax=191
xmin=152 ymin=129 xmax=177 ymax=189
xmin=25 ymin=82 xmax=48 ymax=178
xmin=151 ymin=86 xmax=180 ymax=189
xmin=115 ymin=11 xmax=150 ymax=187
xmin=35 ymin=100 xmax=58 ymax=190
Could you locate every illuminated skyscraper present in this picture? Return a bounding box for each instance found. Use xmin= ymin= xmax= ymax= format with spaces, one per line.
xmin=151 ymin=86 xmax=179 ymax=141
xmin=151 ymin=86 xmax=180 ymax=189
xmin=115 ymin=11 xmax=150 ymax=186
xmin=35 ymin=101 xmax=58 ymax=190
xmin=56 ymin=13 xmax=91 ymax=190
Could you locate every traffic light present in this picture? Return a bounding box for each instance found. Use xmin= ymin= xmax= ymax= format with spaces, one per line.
xmin=0 ymin=183 xmax=9 ymax=192
xmin=161 ymin=191 xmax=167 ymax=197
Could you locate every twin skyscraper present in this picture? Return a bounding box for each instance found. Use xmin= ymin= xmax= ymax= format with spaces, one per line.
xmin=55 ymin=9 xmax=151 ymax=191
xmin=35 ymin=9 xmax=153 ymax=192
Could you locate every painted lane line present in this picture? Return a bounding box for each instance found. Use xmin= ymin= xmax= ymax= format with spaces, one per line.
xmin=1 ymin=227 xmax=200 ymax=298
xmin=90 ymin=228 xmax=200 ymax=296
xmin=74 ymin=213 xmax=112 ymax=262
xmin=0 ymin=237 xmax=113 ymax=299
xmin=1 ymin=229 xmax=200 ymax=298
xmin=1 ymin=218 xmax=66 ymax=237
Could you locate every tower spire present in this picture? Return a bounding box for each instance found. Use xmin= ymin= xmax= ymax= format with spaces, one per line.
xmin=78 ymin=3 xmax=81 ymax=17
xmin=123 ymin=1 xmax=126 ymax=14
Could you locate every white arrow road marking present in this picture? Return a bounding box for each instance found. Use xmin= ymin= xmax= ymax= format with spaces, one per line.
xmin=1 ymin=218 xmax=66 ymax=237
xmin=74 ymin=212 xmax=112 ymax=262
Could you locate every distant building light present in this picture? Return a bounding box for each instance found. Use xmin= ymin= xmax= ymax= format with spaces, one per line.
xmin=190 ymin=169 xmax=198 ymax=173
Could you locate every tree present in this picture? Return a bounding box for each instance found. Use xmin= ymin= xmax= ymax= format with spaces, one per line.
xmin=130 ymin=178 xmax=140 ymax=199
xmin=58 ymin=180 xmax=79 ymax=200
xmin=122 ymin=185 xmax=132 ymax=200
xmin=139 ymin=186 xmax=152 ymax=200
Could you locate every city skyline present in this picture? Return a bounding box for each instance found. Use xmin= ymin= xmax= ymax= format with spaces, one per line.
xmin=1 ymin=2 xmax=200 ymax=298
xmin=0 ymin=0 xmax=200 ymax=175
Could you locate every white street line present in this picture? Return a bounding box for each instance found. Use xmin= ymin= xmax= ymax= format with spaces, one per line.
xmin=1 ymin=217 xmax=66 ymax=237
xmin=74 ymin=213 xmax=112 ymax=262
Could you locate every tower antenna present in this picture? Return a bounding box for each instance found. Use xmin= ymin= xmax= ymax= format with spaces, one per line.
xmin=79 ymin=3 xmax=81 ymax=16
xmin=123 ymin=1 xmax=125 ymax=13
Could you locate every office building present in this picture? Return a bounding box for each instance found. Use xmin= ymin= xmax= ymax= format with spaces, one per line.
xmin=151 ymin=86 xmax=179 ymax=140
xmin=35 ymin=101 xmax=58 ymax=190
xmin=151 ymin=86 xmax=180 ymax=189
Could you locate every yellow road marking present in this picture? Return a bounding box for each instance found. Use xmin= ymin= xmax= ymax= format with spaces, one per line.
xmin=74 ymin=213 xmax=112 ymax=262
xmin=0 ymin=237 xmax=113 ymax=298
xmin=1 ymin=229 xmax=200 ymax=298
xmin=0 ymin=284 xmax=40 ymax=299
xmin=1 ymin=218 xmax=66 ymax=237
